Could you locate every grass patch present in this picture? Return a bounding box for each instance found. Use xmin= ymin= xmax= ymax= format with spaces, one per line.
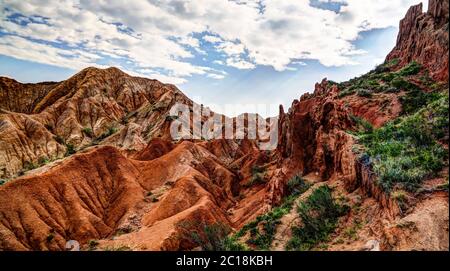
xmin=286 ymin=186 xmax=349 ymax=251
xmin=396 ymin=61 xmax=421 ymax=76
xmin=230 ymin=175 xmax=311 ymax=250
xmin=400 ymin=89 xmax=441 ymax=115
xmin=356 ymin=92 xmax=448 ymax=192
xmin=349 ymin=114 xmax=373 ymax=134
xmin=337 ymin=61 xmax=423 ymax=99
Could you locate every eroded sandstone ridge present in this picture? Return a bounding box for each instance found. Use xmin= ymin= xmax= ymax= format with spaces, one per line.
xmin=386 ymin=0 xmax=449 ymax=81
xmin=0 ymin=0 xmax=448 ymax=251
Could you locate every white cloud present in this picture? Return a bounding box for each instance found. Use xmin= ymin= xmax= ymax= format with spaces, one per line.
xmin=226 ymin=58 xmax=256 ymax=70
xmin=203 ymin=35 xmax=223 ymax=43
xmin=207 ymin=73 xmax=226 ymax=79
xmin=0 ymin=0 xmax=423 ymax=83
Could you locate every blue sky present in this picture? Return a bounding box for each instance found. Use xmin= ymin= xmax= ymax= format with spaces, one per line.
xmin=0 ymin=0 xmax=425 ymax=116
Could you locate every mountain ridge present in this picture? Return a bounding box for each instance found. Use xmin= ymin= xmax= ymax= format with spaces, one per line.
xmin=0 ymin=0 xmax=448 ymax=251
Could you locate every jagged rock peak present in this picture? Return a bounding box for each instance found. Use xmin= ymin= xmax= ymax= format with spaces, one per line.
xmin=386 ymin=0 xmax=449 ymax=81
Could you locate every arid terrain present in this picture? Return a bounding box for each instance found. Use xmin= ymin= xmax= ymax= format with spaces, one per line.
xmin=0 ymin=0 xmax=448 ymax=251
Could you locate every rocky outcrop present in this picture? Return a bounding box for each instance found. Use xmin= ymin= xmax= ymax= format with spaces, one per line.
xmin=0 ymin=67 xmax=194 ymax=178
xmin=0 ymin=142 xmax=240 ymax=250
xmin=0 ymin=78 xmax=57 ymax=114
xmin=0 ymin=0 xmax=448 ymax=251
xmin=277 ymin=79 xmax=357 ymax=186
xmin=386 ymin=0 xmax=449 ymax=81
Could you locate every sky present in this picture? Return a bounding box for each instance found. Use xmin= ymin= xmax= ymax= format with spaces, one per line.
xmin=0 ymin=0 xmax=426 ymax=117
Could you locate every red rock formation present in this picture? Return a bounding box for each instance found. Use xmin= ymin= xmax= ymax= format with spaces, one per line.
xmin=0 ymin=67 xmax=194 ymax=178
xmin=0 ymin=0 xmax=448 ymax=251
xmin=386 ymin=0 xmax=449 ymax=81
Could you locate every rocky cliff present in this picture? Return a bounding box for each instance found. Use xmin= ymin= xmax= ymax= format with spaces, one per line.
xmin=386 ymin=0 xmax=449 ymax=81
xmin=0 ymin=0 xmax=448 ymax=251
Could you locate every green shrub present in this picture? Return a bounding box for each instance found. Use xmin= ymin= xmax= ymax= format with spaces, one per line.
xmin=357 ymin=92 xmax=448 ymax=192
xmin=385 ymin=86 xmax=399 ymax=93
xmin=178 ymin=221 xmax=242 ymax=251
xmin=400 ymin=89 xmax=440 ymax=115
xmin=286 ymin=186 xmax=349 ymax=251
xmin=82 ymin=127 xmax=94 ymax=137
xmin=96 ymin=126 xmax=118 ymax=142
xmin=38 ymin=156 xmax=50 ymax=166
xmin=23 ymin=161 xmax=37 ymax=171
xmin=338 ymin=88 xmax=355 ymax=98
xmin=397 ymin=61 xmax=421 ymax=76
xmin=231 ymin=179 xmax=311 ymax=250
xmin=65 ymin=143 xmax=76 ymax=157
xmin=356 ymin=89 xmax=372 ymax=98
xmin=390 ymin=76 xmax=418 ymax=91
xmin=244 ymin=166 xmax=267 ymax=187
xmin=382 ymin=73 xmax=396 ymax=83
xmin=350 ymin=115 xmax=373 ymax=133
xmin=286 ymin=175 xmax=311 ymax=196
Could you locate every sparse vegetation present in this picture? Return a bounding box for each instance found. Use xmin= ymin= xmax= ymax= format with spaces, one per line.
xmin=356 ymin=89 xmax=372 ymax=98
xmin=400 ymin=88 xmax=441 ymax=115
xmin=286 ymin=186 xmax=349 ymax=251
xmin=396 ymin=61 xmax=421 ymax=76
xmin=230 ymin=175 xmax=311 ymax=250
xmin=88 ymin=239 xmax=99 ymax=250
xmin=356 ymin=92 xmax=448 ymax=192
xmin=94 ymin=126 xmax=118 ymax=143
xmin=65 ymin=143 xmax=76 ymax=157
xmin=177 ymin=221 xmax=246 ymax=251
xmin=392 ymin=190 xmax=409 ymax=212
xmin=23 ymin=161 xmax=37 ymax=171
xmin=38 ymin=156 xmax=50 ymax=166
xmin=349 ymin=114 xmax=373 ymax=134
xmin=244 ymin=165 xmax=267 ymax=187
xmin=82 ymin=127 xmax=94 ymax=137
xmin=337 ymin=61 xmax=424 ymax=99
xmin=286 ymin=175 xmax=311 ymax=196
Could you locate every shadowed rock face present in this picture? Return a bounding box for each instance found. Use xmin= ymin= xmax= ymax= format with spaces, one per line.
xmin=386 ymin=0 xmax=449 ymax=82
xmin=0 ymin=0 xmax=448 ymax=251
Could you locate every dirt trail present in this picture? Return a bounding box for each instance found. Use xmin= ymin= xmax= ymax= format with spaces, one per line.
xmin=271 ymin=174 xmax=325 ymax=251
